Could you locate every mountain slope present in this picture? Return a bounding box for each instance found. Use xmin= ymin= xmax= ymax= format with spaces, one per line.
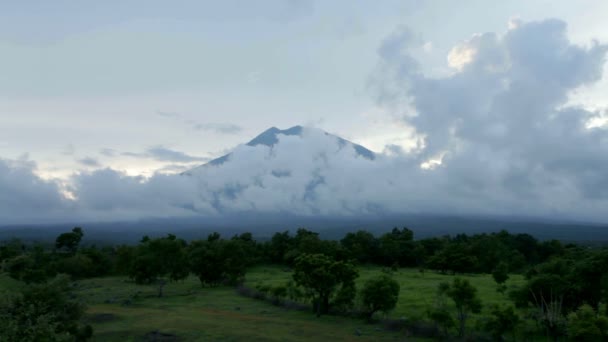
xmin=183 ymin=125 xmax=375 ymax=174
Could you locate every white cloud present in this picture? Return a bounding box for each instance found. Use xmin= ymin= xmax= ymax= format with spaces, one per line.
xmin=2 ymin=18 xmax=608 ymax=225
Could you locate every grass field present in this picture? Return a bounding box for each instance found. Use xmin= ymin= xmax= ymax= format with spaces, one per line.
xmin=76 ymin=275 xmax=402 ymax=341
xmin=1 ymin=267 xmax=526 ymax=341
xmin=246 ymin=265 xmax=525 ymax=320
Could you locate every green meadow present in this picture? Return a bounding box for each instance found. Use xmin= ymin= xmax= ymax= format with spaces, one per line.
xmin=0 ymin=266 xmax=524 ymax=341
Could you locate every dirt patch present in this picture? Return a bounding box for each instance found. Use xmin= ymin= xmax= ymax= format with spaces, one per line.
xmin=143 ymin=330 xmax=180 ymax=341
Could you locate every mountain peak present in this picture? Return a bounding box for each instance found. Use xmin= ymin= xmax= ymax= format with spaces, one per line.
xmin=183 ymin=125 xmax=375 ymax=173
xmin=247 ymin=125 xmax=304 ymax=147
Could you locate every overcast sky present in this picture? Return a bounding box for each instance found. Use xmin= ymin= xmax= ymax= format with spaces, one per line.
xmin=1 ymin=1 xmax=608 ymax=224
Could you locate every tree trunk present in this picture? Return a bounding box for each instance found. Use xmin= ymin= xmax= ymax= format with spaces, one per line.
xmin=457 ymin=311 xmax=466 ymax=337
xmin=158 ymin=279 xmax=166 ymax=298
xmin=322 ymin=295 xmax=330 ymax=315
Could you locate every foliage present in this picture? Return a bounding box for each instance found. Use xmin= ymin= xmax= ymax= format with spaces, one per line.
xmin=492 ymin=261 xmax=509 ymax=294
xmin=360 ymin=274 xmax=400 ymax=320
xmin=440 ymin=277 xmax=482 ymax=337
xmin=188 ymin=232 xmax=250 ymax=287
xmin=129 ymin=234 xmax=189 ymax=297
xmin=0 ymin=274 xmax=92 ymax=341
xmin=292 ymin=253 xmax=358 ymax=316
xmin=566 ymin=304 xmax=608 ymax=341
xmin=340 ymin=230 xmax=379 ymax=264
xmin=484 ymin=304 xmax=520 ymax=341
xmin=55 ymin=227 xmax=84 ymax=254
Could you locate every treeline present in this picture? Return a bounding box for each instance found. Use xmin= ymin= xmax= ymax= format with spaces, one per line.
xmin=3 ymin=226 xmax=608 ymax=340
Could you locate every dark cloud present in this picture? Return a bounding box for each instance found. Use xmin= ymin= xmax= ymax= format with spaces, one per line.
xmin=77 ymin=157 xmax=101 ymax=167
xmin=0 ymin=158 xmax=70 ymax=224
xmin=99 ymin=148 xmax=117 ymax=157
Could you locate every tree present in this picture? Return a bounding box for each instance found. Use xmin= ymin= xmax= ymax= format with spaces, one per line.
xmin=0 ymin=274 xmax=93 ymax=341
xmin=130 ymin=234 xmax=189 ymax=297
xmin=5 ymin=244 xmax=54 ymax=283
xmin=267 ymin=231 xmax=293 ymax=264
xmin=292 ymin=253 xmax=358 ymax=317
xmin=492 ymin=262 xmax=509 ymax=294
xmin=360 ymin=274 xmax=400 ymax=321
xmin=567 ymin=304 xmax=608 ymax=341
xmin=188 ymin=233 xmax=250 ymax=287
xmin=340 ymin=230 xmax=378 ymax=264
xmin=428 ymin=281 xmax=454 ymax=337
xmin=377 ymin=227 xmax=416 ymax=267
xmin=440 ymin=278 xmax=482 ymax=337
xmin=484 ymin=304 xmax=520 ymax=341
xmin=55 ymin=227 xmax=84 ymax=254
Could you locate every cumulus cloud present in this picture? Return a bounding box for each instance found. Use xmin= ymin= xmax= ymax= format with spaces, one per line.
xmin=370 ymin=18 xmax=608 ymax=220
xmin=0 ymin=158 xmax=71 ymax=224
xmin=1 ymin=18 xmax=608 ymax=225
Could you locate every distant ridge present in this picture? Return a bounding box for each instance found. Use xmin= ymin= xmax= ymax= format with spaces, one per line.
xmin=183 ymin=125 xmax=375 ymax=174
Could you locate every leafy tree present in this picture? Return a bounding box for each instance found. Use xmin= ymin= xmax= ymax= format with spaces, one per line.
xmin=428 ymin=281 xmax=454 ymax=337
xmin=492 ymin=262 xmax=509 ymax=294
xmin=0 ymin=238 xmax=24 ymax=263
xmin=360 ymin=274 xmax=400 ymax=321
xmin=54 ymin=253 xmax=95 ymax=279
xmin=5 ymin=244 xmax=54 ymax=283
xmin=340 ymin=230 xmax=378 ymax=264
xmin=267 ymin=230 xmax=293 ymax=264
xmin=283 ymin=228 xmax=327 ymax=265
xmin=188 ymin=233 xmax=250 ymax=287
xmin=377 ymin=227 xmax=416 ymax=267
xmin=567 ymin=304 xmax=608 ymax=341
xmin=55 ymin=227 xmax=84 ymax=254
xmin=440 ymin=278 xmax=482 ymax=337
xmin=292 ymin=253 xmax=358 ymax=317
xmin=428 ymin=243 xmax=477 ymax=274
xmin=130 ymin=234 xmax=189 ymax=297
xmin=484 ymin=304 xmax=520 ymax=341
xmin=114 ymin=245 xmax=136 ymax=275
xmin=0 ymin=275 xmax=93 ymax=341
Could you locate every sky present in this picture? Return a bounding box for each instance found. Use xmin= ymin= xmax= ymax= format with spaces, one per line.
xmin=1 ymin=1 xmax=608 ymax=225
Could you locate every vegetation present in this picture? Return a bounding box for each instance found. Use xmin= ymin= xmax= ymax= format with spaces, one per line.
xmin=360 ymin=274 xmax=400 ymax=321
xmin=3 ymin=225 xmax=608 ymax=340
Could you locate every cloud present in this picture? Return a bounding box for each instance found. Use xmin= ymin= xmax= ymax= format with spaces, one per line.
xmin=99 ymin=148 xmax=117 ymax=157
xmin=370 ymin=18 xmax=608 ymax=219
xmin=0 ymin=158 xmax=70 ymax=224
xmin=77 ymin=157 xmax=101 ymax=167
xmin=193 ymin=123 xmax=242 ymax=134
xmin=120 ymin=146 xmax=208 ymax=163
xmin=156 ymin=110 xmax=242 ymax=135
xmin=62 ymin=144 xmax=76 ymax=156
xmin=2 ymin=18 xmax=608 ymax=225
xmin=145 ymin=146 xmax=208 ymax=163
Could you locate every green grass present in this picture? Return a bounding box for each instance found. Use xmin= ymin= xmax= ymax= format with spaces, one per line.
xmin=0 ymin=267 xmax=526 ymax=341
xmin=246 ymin=265 xmax=525 ymax=319
xmin=75 ymin=276 xmax=402 ymax=341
